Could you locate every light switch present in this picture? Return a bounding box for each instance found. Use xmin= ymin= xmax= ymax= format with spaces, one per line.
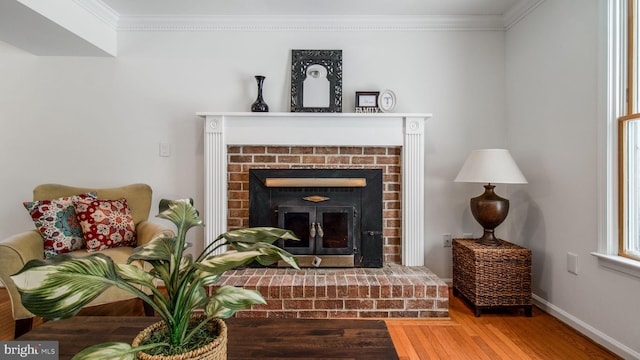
xmin=159 ymin=143 xmax=171 ymax=157
xmin=567 ymin=252 xmax=578 ymax=275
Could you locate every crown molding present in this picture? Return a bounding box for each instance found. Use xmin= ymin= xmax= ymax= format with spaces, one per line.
xmin=503 ymin=0 xmax=545 ymax=30
xmin=116 ymin=14 xmax=505 ymax=32
xmin=73 ymin=0 xmax=119 ymax=29
xmin=73 ymin=0 xmax=545 ymax=33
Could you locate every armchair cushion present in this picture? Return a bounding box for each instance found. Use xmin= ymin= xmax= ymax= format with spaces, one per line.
xmin=23 ymin=192 xmax=97 ymax=258
xmin=73 ymin=196 xmax=136 ymax=252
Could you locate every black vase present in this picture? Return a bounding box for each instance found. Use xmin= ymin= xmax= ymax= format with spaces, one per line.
xmin=251 ymin=75 xmax=269 ymax=112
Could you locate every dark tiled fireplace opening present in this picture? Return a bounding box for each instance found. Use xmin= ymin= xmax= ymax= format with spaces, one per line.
xmin=249 ymin=168 xmax=383 ymax=267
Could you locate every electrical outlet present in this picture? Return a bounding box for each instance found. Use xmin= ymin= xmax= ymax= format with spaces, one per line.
xmin=567 ymin=252 xmax=579 ymax=275
xmin=443 ymin=233 xmax=452 ymax=247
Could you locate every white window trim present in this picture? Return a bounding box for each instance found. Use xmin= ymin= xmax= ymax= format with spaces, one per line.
xmin=593 ymin=0 xmax=640 ymax=279
xmin=592 ymin=253 xmax=640 ymax=278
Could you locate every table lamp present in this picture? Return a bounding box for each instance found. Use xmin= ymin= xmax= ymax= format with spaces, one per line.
xmin=454 ymin=149 xmax=527 ymax=246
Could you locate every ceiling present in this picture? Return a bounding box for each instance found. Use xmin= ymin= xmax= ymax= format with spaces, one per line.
xmin=100 ymin=0 xmax=525 ymax=17
xmin=0 ymin=0 xmax=538 ymax=56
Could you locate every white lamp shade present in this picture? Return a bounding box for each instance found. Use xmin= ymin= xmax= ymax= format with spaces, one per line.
xmin=454 ymin=149 xmax=528 ymax=184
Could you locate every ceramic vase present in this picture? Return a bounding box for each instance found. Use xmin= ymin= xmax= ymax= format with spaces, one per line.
xmin=251 ymin=75 xmax=269 ymax=112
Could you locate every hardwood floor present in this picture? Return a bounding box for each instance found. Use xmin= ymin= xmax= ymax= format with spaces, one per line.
xmin=387 ymin=290 xmax=620 ymax=359
xmin=1 ymin=287 xmax=620 ymax=359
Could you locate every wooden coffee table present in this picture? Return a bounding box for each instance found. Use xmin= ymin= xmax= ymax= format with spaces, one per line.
xmin=18 ymin=316 xmax=399 ymax=360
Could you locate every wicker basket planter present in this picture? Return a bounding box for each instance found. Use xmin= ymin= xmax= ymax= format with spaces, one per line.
xmin=132 ymin=313 xmax=227 ymax=360
xmin=452 ymin=238 xmax=532 ymax=317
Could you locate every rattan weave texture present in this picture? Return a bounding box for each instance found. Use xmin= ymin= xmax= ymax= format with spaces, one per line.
xmin=132 ymin=314 xmax=227 ymax=360
xmin=452 ymin=238 xmax=532 ymax=315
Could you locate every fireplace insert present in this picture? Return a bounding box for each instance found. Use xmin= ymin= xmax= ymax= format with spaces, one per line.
xmin=249 ymin=169 xmax=383 ymax=267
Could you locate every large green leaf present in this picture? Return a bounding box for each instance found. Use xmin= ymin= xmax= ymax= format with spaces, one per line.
xmin=214 ymin=285 xmax=266 ymax=309
xmin=157 ymin=198 xmax=203 ymax=232
xmin=218 ymin=227 xmax=298 ymax=248
xmin=194 ymin=250 xmax=263 ymax=275
xmin=197 ymin=228 xmax=300 ymax=277
xmin=194 ymin=272 xmax=222 ymax=286
xmin=186 ymin=285 xmax=208 ymax=310
xmin=255 ymin=246 xmax=299 ymax=269
xmin=72 ymin=342 xmax=136 ymax=360
xmin=115 ymin=263 xmax=156 ymax=288
xmin=205 ymin=285 xmax=266 ymax=318
xmin=179 ymin=254 xmax=193 ymax=273
xmin=205 ymin=300 xmax=235 ymax=319
xmin=11 ymin=253 xmax=126 ymax=319
xmin=72 ymin=341 xmax=168 ymax=360
xmin=128 ymin=235 xmax=176 ymax=263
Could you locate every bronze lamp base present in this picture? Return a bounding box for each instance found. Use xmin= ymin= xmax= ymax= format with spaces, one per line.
xmin=470 ymin=184 xmax=509 ymax=246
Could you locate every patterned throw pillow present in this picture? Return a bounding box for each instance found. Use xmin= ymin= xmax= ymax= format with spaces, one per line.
xmin=72 ymin=197 xmax=137 ymax=252
xmin=24 ymin=192 xmax=97 ymax=258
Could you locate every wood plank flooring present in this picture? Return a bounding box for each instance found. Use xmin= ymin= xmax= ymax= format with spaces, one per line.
xmin=386 ymin=290 xmax=620 ymax=359
xmin=1 ymin=287 xmax=620 ymax=359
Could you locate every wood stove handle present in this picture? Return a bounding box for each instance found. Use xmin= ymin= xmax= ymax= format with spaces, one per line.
xmin=316 ymin=223 xmax=324 ymax=239
xmin=310 ymin=223 xmax=316 ymax=238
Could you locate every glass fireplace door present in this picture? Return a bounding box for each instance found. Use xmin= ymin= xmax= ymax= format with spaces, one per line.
xmin=277 ymin=206 xmax=355 ymax=255
xmin=316 ymin=207 xmax=353 ymax=255
xmin=278 ymin=206 xmax=315 ymax=254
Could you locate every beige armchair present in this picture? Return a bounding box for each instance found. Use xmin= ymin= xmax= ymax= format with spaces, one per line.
xmin=0 ymin=183 xmax=174 ymax=338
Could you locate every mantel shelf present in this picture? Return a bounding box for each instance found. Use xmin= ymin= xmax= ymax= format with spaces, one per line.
xmin=197 ymin=112 xmax=433 ymax=118
xmin=198 ymin=112 xmax=432 ymax=147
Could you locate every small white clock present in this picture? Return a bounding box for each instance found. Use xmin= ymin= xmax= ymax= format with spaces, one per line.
xmin=378 ymin=90 xmax=396 ymax=112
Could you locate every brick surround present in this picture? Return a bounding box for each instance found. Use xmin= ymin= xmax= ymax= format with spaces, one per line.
xmin=227 ymin=145 xmax=402 ymax=264
xmin=210 ymin=264 xmax=449 ymax=319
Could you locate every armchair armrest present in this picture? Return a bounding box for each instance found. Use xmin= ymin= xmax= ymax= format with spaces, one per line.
xmin=135 ymin=220 xmax=174 ymax=247
xmin=0 ymin=230 xmax=44 ymax=320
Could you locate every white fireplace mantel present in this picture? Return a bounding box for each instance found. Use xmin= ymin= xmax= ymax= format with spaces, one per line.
xmin=198 ymin=112 xmax=432 ymax=266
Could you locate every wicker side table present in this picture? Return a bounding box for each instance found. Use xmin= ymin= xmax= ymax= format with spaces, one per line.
xmin=452 ymin=238 xmax=532 ymax=317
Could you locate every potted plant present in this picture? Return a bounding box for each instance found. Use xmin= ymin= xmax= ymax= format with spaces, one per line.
xmin=11 ymin=198 xmax=299 ymax=359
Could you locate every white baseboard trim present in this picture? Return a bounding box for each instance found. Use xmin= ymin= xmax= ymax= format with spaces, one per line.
xmin=532 ymin=294 xmax=640 ymax=360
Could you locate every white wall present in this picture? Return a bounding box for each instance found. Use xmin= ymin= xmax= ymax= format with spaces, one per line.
xmin=0 ymin=27 xmax=506 ymax=276
xmin=506 ymin=0 xmax=640 ymax=358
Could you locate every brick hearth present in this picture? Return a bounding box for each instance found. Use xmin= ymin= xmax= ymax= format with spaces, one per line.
xmin=209 ymin=264 xmax=449 ymax=319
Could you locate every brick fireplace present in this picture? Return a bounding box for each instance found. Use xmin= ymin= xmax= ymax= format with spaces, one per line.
xmin=231 ymin=147 xmax=399 ymax=265
xmin=199 ymin=112 xmax=448 ymax=318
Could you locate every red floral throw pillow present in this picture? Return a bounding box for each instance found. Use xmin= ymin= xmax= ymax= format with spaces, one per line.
xmin=24 ymin=193 xmax=97 ymax=259
xmin=72 ymin=197 xmax=137 ymax=252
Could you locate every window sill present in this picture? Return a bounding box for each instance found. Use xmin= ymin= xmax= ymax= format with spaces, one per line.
xmin=591 ymin=252 xmax=640 ymax=279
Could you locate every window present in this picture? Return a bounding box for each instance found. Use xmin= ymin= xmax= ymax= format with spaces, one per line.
xmin=619 ymin=0 xmax=640 ymax=260
xmin=593 ymin=0 xmax=640 ymax=278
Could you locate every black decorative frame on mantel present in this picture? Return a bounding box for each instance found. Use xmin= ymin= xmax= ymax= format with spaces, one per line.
xmin=290 ymin=49 xmax=342 ymax=113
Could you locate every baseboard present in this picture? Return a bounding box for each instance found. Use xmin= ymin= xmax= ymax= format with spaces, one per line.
xmin=532 ymin=294 xmax=640 ymax=360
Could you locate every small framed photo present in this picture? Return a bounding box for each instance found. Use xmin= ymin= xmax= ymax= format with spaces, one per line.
xmin=378 ymin=89 xmax=396 ymax=112
xmin=356 ymin=91 xmax=379 ymax=108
